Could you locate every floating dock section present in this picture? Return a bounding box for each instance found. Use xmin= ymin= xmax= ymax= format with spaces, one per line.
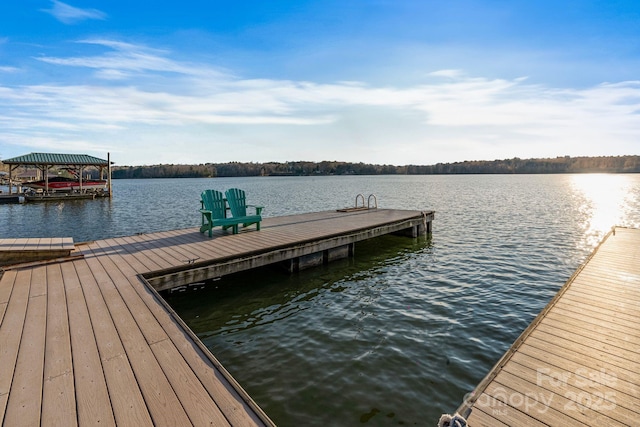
xmin=0 ymin=238 xmax=75 ymax=266
xmin=0 ymin=208 xmax=433 ymax=426
xmin=458 ymin=227 xmax=640 ymax=426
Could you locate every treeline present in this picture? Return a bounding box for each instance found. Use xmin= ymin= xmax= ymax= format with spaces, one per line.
xmin=109 ymin=155 xmax=640 ymax=179
xmin=406 ymin=155 xmax=640 ymax=174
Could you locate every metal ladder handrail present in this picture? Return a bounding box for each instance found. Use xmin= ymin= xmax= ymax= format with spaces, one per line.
xmin=367 ymin=194 xmax=377 ymax=209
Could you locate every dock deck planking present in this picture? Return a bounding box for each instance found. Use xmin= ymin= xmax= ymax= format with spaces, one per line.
xmin=120 ymin=234 xmax=180 ymax=271
xmin=42 ymin=264 xmax=77 ymax=427
xmin=461 ymin=227 xmax=640 ymax=426
xmin=3 ymin=290 xmax=47 ymax=427
xmin=0 ymin=269 xmax=31 ymax=422
xmin=132 ymin=278 xmax=268 ymax=426
xmin=0 ymin=208 xmax=432 ymax=426
xmin=82 ymin=254 xmax=195 ymax=426
xmin=91 ymin=232 xmax=268 ymax=425
xmin=62 ymin=261 xmax=117 ymax=427
xmin=73 ymin=259 xmax=154 ymax=427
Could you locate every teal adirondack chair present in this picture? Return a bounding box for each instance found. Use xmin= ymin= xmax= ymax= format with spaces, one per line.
xmin=200 ymin=189 xmax=243 ymax=237
xmin=225 ymin=188 xmax=263 ymax=231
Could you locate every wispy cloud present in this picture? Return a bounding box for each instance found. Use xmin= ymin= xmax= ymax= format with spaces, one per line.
xmin=37 ymin=39 xmax=227 ymax=82
xmin=41 ymin=1 xmax=107 ymax=25
xmin=4 ymin=39 xmax=640 ymax=164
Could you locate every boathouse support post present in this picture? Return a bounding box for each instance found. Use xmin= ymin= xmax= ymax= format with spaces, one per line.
xmin=107 ymin=152 xmax=112 ymax=198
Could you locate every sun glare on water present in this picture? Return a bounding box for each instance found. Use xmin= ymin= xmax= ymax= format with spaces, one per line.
xmin=570 ymin=173 xmax=637 ymax=249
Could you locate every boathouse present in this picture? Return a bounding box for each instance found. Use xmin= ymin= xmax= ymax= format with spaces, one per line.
xmin=2 ymin=152 xmax=113 ymax=197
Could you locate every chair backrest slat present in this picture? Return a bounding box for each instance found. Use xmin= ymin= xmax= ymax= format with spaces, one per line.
xmin=225 ymin=188 xmax=247 ymax=217
xmin=201 ymin=190 xmax=226 ymax=219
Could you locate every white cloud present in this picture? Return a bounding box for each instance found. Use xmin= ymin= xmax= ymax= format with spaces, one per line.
xmin=37 ymin=39 xmax=228 ymax=83
xmin=3 ymin=39 xmax=640 ymax=165
xmin=427 ymin=69 xmax=463 ymax=78
xmin=41 ymin=1 xmax=107 ymax=25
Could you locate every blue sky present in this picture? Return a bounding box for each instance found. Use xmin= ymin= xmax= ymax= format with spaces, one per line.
xmin=1 ymin=1 xmax=639 ymax=166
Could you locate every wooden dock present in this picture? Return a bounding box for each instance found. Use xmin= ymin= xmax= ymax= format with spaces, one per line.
xmin=0 ymin=208 xmax=432 ymax=426
xmin=0 ymin=237 xmax=75 ymax=266
xmin=458 ymin=227 xmax=640 ymax=426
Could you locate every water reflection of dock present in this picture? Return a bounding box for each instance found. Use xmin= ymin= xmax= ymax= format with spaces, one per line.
xmin=458 ymin=227 xmax=640 ymax=426
xmin=0 ymin=208 xmax=433 ymax=426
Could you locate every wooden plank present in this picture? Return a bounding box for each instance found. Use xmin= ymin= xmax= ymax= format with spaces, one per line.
xmin=91 ymin=243 xmax=268 ymax=425
xmin=62 ymin=237 xmax=75 ymax=250
xmin=42 ymin=263 xmax=76 ymax=427
xmin=518 ymin=340 xmax=640 ymax=397
xmin=120 ymin=235 xmax=174 ymax=271
xmin=41 ymin=374 xmax=77 ymax=427
xmin=0 ymin=239 xmax=17 ymax=251
xmin=150 ymin=339 xmax=231 ymax=427
xmin=129 ymin=232 xmax=199 ymax=268
xmin=467 ymin=405 xmax=508 ymax=427
xmin=11 ymin=238 xmax=27 ymax=251
xmin=502 ymin=360 xmax=636 ymax=425
xmin=537 ymin=317 xmax=638 ymax=358
xmin=531 ymin=326 xmax=640 ymax=373
xmin=29 ymin=264 xmax=47 ymax=298
xmin=3 ymin=292 xmax=46 ymax=426
xmin=102 ymin=230 xmax=272 ymax=425
xmin=92 ymin=239 xmax=150 ymax=279
xmin=50 ymin=237 xmax=62 ymax=249
xmin=0 ymin=269 xmax=31 ymax=423
xmin=543 ymin=311 xmax=640 ymax=346
xmin=61 ymin=261 xmax=116 ymax=426
xmin=101 ymin=355 xmax=154 ymax=427
xmin=571 ymin=279 xmax=640 ymax=304
xmin=510 ymin=351 xmax=640 ymax=416
xmin=0 ymin=303 xmax=6 ymax=330
xmin=121 ymin=234 xmax=178 ymax=269
xmin=132 ymin=279 xmax=269 ymax=426
xmin=73 ymin=260 xmax=128 ymax=360
xmin=92 ymin=253 xmax=168 ymax=345
xmin=473 ymin=382 xmax=549 ymax=426
xmin=100 ymin=236 xmax=165 ymax=274
xmin=560 ymin=291 xmax=639 ymax=322
xmin=82 ymin=256 xmax=193 ymax=426
xmin=0 ymin=269 xmax=16 ymax=308
xmin=73 ymin=259 xmax=153 ymax=426
xmin=495 ymin=368 xmax=627 ymax=426
xmin=25 ymin=237 xmax=41 ymax=250
xmin=149 ymin=231 xmax=205 ymax=263
xmin=553 ymin=299 xmax=639 ymax=331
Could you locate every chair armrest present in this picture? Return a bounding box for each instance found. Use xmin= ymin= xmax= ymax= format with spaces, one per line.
xmin=248 ymin=205 xmax=264 ymax=215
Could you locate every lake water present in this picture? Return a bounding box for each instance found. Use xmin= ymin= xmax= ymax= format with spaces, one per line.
xmin=2 ymin=174 xmax=640 ymax=425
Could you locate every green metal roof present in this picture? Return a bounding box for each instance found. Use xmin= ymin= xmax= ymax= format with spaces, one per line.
xmin=3 ymin=152 xmax=110 ymax=166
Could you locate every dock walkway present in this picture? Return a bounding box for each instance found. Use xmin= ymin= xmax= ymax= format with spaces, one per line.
xmin=459 ymin=227 xmax=640 ymax=426
xmin=0 ymin=208 xmax=431 ymax=426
